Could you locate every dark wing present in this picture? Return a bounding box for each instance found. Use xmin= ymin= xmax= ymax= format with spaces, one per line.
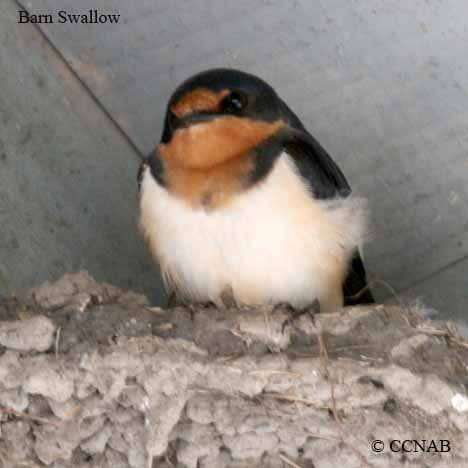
xmin=282 ymin=128 xmax=374 ymax=305
xmin=343 ymin=253 xmax=375 ymax=305
xmin=137 ymin=150 xmax=165 ymax=191
xmin=283 ymin=128 xmax=350 ymax=199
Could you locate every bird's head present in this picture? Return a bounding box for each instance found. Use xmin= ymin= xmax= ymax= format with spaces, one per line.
xmin=158 ymin=68 xmax=302 ymax=170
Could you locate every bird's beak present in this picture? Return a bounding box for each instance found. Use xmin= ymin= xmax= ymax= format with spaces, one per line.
xmin=181 ymin=112 xmax=223 ymax=127
xmin=162 ymin=110 xmax=224 ymax=143
xmin=166 ymin=109 xmax=184 ymax=134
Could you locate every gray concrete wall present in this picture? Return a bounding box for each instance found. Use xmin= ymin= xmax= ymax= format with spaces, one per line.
xmin=1 ymin=0 xmax=467 ymax=325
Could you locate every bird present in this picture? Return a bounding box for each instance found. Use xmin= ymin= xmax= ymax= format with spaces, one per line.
xmin=138 ymin=68 xmax=374 ymax=312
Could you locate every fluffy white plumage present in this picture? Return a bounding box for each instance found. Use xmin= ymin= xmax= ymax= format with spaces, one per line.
xmin=139 ymin=153 xmax=367 ymax=311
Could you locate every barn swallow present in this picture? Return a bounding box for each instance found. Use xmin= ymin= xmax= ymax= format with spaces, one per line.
xmin=138 ymin=68 xmax=374 ymax=311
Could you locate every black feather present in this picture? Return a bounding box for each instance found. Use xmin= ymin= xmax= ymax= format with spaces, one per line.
xmin=282 ymin=129 xmax=350 ymax=199
xmin=137 ymin=151 xmax=165 ymax=191
xmin=343 ymin=253 xmax=375 ymax=305
xmin=281 ymin=128 xmax=374 ymax=304
xmin=137 ymin=161 xmax=147 ymax=191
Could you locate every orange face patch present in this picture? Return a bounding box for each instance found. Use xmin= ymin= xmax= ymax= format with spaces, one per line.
xmin=158 ymin=116 xmax=283 ymax=209
xmin=162 ymin=154 xmax=255 ymax=210
xmin=171 ymin=88 xmax=230 ymax=118
xmin=160 ymin=116 xmax=282 ymax=169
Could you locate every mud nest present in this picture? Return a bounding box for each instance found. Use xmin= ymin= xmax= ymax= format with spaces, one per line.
xmin=1 ymin=272 xmax=468 ymax=468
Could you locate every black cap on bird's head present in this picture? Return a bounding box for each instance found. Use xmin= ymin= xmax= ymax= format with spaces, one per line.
xmin=148 ymin=67 xmax=351 ymax=209
xmin=160 ymin=68 xmax=304 ymax=143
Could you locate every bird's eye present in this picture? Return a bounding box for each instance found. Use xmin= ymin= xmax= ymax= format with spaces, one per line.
xmin=220 ymin=92 xmax=246 ymax=113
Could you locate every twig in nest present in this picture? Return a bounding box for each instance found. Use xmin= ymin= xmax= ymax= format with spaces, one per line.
xmin=55 ymin=326 xmax=61 ymax=358
xmin=155 ymin=323 xmax=174 ymax=332
xmin=279 ymin=454 xmax=303 ymax=468
xmin=15 ymin=462 xmax=41 ymax=468
xmin=317 ymin=331 xmax=341 ymax=422
xmin=451 ymin=338 xmax=468 ymax=349
xmin=332 ymin=344 xmax=377 ymax=352
xmin=263 ymin=393 xmax=329 ymax=410
xmin=0 ymin=406 xmax=61 ymax=427
xmin=417 ymin=326 xmax=447 ymax=336
xmin=303 ymin=431 xmax=340 ymax=441
xmin=316 ymin=327 xmax=376 ymax=468
xmin=229 ymin=329 xmax=244 ymax=340
xmin=347 ymin=278 xmax=409 ymax=312
xmin=418 ymin=324 xmax=468 ymax=349
xmin=249 ymin=369 xmax=303 ymax=378
xmin=145 ymin=306 xmax=165 ymax=314
xmin=216 ymin=353 xmax=244 ymax=363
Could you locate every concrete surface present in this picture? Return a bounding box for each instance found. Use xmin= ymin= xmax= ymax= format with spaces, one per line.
xmin=0 ymin=1 xmax=163 ymax=300
xmin=1 ymin=0 xmax=467 ymax=324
